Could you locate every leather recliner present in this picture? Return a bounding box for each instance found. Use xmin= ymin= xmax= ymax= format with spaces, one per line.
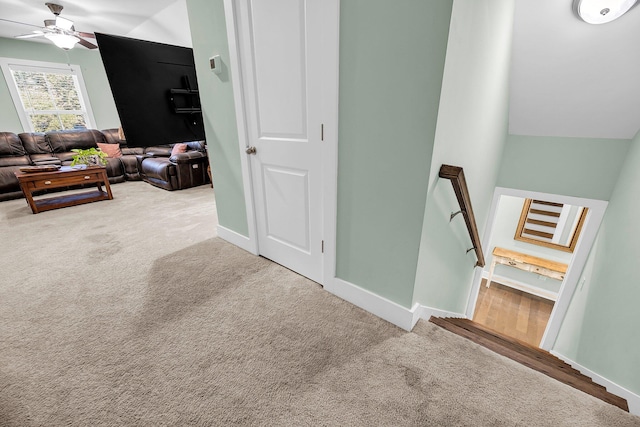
xmin=139 ymin=141 xmax=209 ymax=191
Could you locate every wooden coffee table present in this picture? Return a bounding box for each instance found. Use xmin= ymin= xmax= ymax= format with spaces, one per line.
xmin=15 ymin=166 xmax=113 ymax=214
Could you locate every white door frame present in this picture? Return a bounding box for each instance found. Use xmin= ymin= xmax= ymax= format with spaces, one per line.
xmin=223 ymin=0 xmax=340 ymax=286
xmin=466 ymin=187 xmax=608 ymax=350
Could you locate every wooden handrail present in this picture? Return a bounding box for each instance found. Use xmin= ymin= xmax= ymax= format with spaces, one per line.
xmin=438 ymin=165 xmax=485 ymax=267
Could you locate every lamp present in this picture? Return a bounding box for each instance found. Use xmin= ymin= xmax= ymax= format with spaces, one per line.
xmin=574 ymin=0 xmax=638 ymax=24
xmin=44 ymin=33 xmax=80 ymax=50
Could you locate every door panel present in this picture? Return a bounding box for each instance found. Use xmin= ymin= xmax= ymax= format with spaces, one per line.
xmin=235 ymin=0 xmax=326 ymax=283
xmin=262 ymin=165 xmax=310 ymax=251
xmin=250 ymin=0 xmax=308 ymax=139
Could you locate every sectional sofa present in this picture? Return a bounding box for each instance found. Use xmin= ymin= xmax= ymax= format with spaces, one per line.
xmin=0 ymin=128 xmax=210 ymax=201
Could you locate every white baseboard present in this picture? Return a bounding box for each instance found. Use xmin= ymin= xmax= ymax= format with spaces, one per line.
xmin=416 ymin=305 xmax=466 ymax=322
xmin=325 ymin=278 xmax=468 ymax=331
xmin=550 ymin=350 xmax=640 ymax=415
xmin=326 ymin=278 xmax=419 ymax=331
xmin=216 ymin=225 xmax=257 ymax=254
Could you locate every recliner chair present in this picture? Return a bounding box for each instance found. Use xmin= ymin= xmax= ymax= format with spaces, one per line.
xmin=138 ymin=141 xmax=209 ymax=191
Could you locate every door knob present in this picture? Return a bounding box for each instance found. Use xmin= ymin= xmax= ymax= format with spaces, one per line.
xmin=246 ymin=146 xmax=257 ymax=155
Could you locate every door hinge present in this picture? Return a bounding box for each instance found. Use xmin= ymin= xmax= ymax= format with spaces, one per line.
xmin=321 ymin=240 xmax=324 ymax=253
xmin=321 ymin=124 xmax=324 ymax=141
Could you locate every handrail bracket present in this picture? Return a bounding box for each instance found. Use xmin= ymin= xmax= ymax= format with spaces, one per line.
xmin=439 ymin=164 xmax=486 ymax=268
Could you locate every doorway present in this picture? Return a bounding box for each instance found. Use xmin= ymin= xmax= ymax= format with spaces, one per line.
xmin=466 ymin=187 xmax=607 ymax=350
xmin=224 ymin=0 xmax=340 ymax=285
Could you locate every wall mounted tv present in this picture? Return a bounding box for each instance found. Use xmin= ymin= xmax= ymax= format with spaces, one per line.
xmin=96 ymin=33 xmax=205 ymax=148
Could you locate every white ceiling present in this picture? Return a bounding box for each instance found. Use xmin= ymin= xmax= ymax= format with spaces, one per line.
xmin=509 ymin=0 xmax=640 ymax=139
xmin=1 ymin=0 xmax=639 ymax=140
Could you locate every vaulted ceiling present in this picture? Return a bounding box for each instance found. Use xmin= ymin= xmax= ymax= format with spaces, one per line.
xmin=1 ymin=0 xmax=639 ymax=140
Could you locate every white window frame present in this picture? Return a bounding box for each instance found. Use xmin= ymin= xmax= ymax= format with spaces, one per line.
xmin=0 ymin=57 xmax=97 ymax=132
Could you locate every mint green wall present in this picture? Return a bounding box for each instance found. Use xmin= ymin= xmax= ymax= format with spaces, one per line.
xmin=553 ymin=234 xmax=600 ymax=361
xmin=498 ymin=135 xmax=630 ymax=201
xmin=554 ymin=130 xmax=640 ymax=395
xmin=0 ymin=37 xmax=120 ymax=132
xmin=186 ymin=0 xmax=248 ymax=236
xmin=412 ymin=0 xmax=515 ymax=312
xmin=335 ymin=0 xmax=453 ymax=307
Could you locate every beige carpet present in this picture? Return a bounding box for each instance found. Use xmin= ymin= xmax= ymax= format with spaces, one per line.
xmin=1 ymin=182 xmax=639 ymax=426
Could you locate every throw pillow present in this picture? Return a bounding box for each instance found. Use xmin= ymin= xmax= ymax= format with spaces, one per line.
xmin=171 ymin=143 xmax=188 ymax=156
xmin=97 ymin=142 xmax=123 ymax=158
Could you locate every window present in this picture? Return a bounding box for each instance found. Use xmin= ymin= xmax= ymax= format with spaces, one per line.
xmin=0 ymin=58 xmax=96 ymax=132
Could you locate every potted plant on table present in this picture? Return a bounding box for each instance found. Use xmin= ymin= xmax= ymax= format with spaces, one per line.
xmin=71 ymin=148 xmax=108 ymax=168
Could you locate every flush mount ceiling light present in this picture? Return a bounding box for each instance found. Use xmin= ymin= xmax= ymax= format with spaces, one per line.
xmin=574 ymin=0 xmax=638 ymax=24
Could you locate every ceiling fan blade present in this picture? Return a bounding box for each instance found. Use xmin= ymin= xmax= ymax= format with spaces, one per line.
xmin=15 ymin=31 xmax=45 ymax=39
xmin=0 ymin=18 xmax=43 ymax=29
xmin=77 ymin=38 xmax=98 ymax=50
xmin=76 ymin=31 xmax=96 ymax=39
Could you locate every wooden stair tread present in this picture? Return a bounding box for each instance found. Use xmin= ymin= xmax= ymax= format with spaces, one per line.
xmin=441 ymin=318 xmax=589 ymax=379
xmin=429 ymin=316 xmax=628 ymax=412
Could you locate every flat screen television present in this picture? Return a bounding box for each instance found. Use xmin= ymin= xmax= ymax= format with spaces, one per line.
xmin=96 ymin=33 xmax=205 ymax=148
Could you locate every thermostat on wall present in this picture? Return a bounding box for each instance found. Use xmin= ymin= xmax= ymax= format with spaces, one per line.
xmin=209 ymin=55 xmax=222 ymax=75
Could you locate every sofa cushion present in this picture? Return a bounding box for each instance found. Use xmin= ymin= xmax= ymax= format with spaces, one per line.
xmin=0 ymin=165 xmax=22 ymax=194
xmin=0 ymin=132 xmax=27 ymax=157
xmin=119 ymin=155 xmax=142 ymax=180
xmin=171 ymin=143 xmax=188 ymax=156
xmin=18 ymin=133 xmax=51 ymax=154
xmin=121 ymin=147 xmax=145 ymax=156
xmin=104 ymin=157 xmax=125 ymax=179
xmin=97 ymin=142 xmax=123 ymax=158
xmin=144 ymin=145 xmax=173 ymax=157
xmin=29 ymin=154 xmax=61 ymax=166
xmin=0 ymin=156 xmax=31 ymax=167
xmin=46 ymin=129 xmax=106 ymax=152
xmin=101 ymin=128 xmax=125 ymax=145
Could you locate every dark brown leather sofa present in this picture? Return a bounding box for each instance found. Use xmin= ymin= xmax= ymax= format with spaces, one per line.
xmin=0 ymin=128 xmax=209 ymax=202
xmin=46 ymin=129 xmax=126 ymax=183
xmin=0 ymin=132 xmax=31 ymax=201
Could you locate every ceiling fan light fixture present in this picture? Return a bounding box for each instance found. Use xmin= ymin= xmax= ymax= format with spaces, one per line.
xmin=44 ymin=33 xmax=80 ymax=50
xmin=574 ymin=0 xmax=638 ymax=24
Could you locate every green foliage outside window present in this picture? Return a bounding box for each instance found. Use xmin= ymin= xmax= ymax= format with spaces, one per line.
xmin=12 ymin=70 xmax=88 ymax=132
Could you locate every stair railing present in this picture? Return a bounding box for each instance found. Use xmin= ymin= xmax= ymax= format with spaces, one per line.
xmin=438 ymin=164 xmax=485 ymax=268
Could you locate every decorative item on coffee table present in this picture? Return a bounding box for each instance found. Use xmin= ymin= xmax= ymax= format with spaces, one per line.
xmin=71 ymin=148 xmax=108 ymax=167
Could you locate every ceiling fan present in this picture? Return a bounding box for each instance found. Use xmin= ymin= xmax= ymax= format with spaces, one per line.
xmin=2 ymin=3 xmax=97 ymax=50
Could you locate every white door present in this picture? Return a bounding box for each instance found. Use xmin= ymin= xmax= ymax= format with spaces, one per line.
xmin=233 ymin=0 xmax=332 ymax=283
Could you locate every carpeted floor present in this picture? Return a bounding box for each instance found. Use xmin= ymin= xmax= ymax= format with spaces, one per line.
xmin=1 ymin=182 xmax=639 ymax=426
